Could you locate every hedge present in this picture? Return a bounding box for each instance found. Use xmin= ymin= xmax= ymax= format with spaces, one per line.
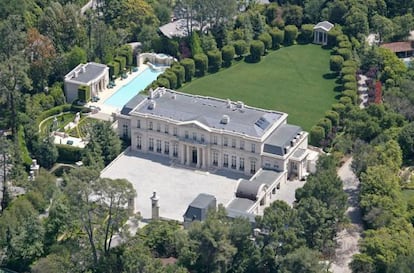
xmin=56 ymin=144 xmax=82 ymax=163
xmin=299 ymin=24 xmax=314 ymax=44
xmin=71 ymin=103 xmax=92 ymax=114
xmin=310 ymin=126 xmax=325 ymax=146
xmin=339 ymin=96 xmax=353 ymax=105
xmin=343 ymin=81 xmax=357 ymax=91
xmin=341 ymin=66 xmax=357 ymax=76
xmin=156 ymin=77 xmax=170 ymax=88
xmin=317 ymin=118 xmax=332 ymax=134
xmin=258 ymin=32 xmax=272 ymax=51
xmin=37 ymin=104 xmax=72 ymax=125
xmin=338 ymin=41 xmax=352 ymax=49
xmin=118 ymin=45 xmax=133 ymax=66
xmin=222 ymin=45 xmax=235 ymax=67
xmin=325 ymin=110 xmax=340 ymax=127
xmin=343 ymin=60 xmax=358 ymax=69
xmin=332 ymin=103 xmax=346 ymax=117
xmin=159 ymin=70 xmax=177 ymax=89
xmin=342 ymin=90 xmax=357 ymax=104
xmin=114 ymin=56 xmax=127 ymax=74
xmin=234 ymin=40 xmax=248 ymax=57
xmin=327 ymin=28 xmax=342 ymax=47
xmin=284 ymin=25 xmax=298 ymax=45
xmin=342 ymin=74 xmax=356 ymax=84
xmin=269 ymin=28 xmax=284 ymax=49
xmin=250 ymin=40 xmax=265 ymax=62
xmin=18 ymin=125 xmax=33 ymax=166
xmin=171 ymin=64 xmax=185 ymax=88
xmin=207 ymin=50 xmax=222 ymax=72
xmin=337 ymin=48 xmax=352 ymax=60
xmin=180 ymin=58 xmax=195 ymax=82
xmin=78 ymin=85 xmax=91 ymax=103
xmin=108 ymin=61 xmax=120 ymax=78
xmin=194 ymin=53 xmax=208 ymax=76
xmin=330 ymin=55 xmax=344 ymax=72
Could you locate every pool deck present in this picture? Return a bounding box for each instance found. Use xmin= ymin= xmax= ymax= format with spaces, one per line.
xmin=87 ymin=64 xmax=151 ymax=116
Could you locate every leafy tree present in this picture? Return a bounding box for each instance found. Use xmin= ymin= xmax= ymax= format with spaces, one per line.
xmin=371 ymin=14 xmax=394 ymax=43
xmin=344 ymin=9 xmax=369 ymax=37
xmin=140 ymin=220 xmax=181 ymax=258
xmin=278 ymin=247 xmax=326 ymax=273
xmin=392 ymin=13 xmax=414 ymax=40
xmin=0 ymin=135 xmax=12 ymax=211
xmin=200 ymin=34 xmax=218 ymax=53
xmin=233 ymin=40 xmax=248 ymax=58
xmin=398 ymin=122 xmax=414 ymax=161
xmin=87 ymin=121 xmax=122 ymax=166
xmin=330 ymin=55 xmax=344 ymax=73
xmin=304 ymin=0 xmax=324 ymax=23
xmin=65 ymin=46 xmax=87 ymax=71
xmin=34 ymin=136 xmax=58 ymax=169
xmin=298 ymin=24 xmax=314 ymax=44
xmin=190 ymin=32 xmax=203 ymax=56
xmin=283 ymin=5 xmax=303 ymax=27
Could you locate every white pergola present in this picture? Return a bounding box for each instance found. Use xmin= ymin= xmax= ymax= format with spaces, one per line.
xmin=313 ymin=21 xmax=334 ymax=46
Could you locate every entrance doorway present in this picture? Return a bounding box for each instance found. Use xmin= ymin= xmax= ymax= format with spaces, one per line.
xmin=192 ymin=148 xmax=197 ymax=164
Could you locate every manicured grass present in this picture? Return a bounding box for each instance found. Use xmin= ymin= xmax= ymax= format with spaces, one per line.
xmin=180 ymin=44 xmax=338 ymax=131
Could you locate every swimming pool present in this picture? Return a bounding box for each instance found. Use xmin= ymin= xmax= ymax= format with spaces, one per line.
xmin=104 ymin=67 xmax=162 ymax=108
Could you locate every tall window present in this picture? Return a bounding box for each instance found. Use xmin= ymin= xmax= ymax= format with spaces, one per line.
xmin=173 ymin=142 xmax=178 ymax=157
xmin=173 ymin=127 xmax=178 ymax=136
xmin=213 ymin=151 xmax=218 ymax=166
xmin=239 ymin=157 xmax=244 ymax=171
xmin=231 ymin=155 xmax=236 ymax=169
xmin=149 ymin=121 xmax=153 ymax=130
xmin=157 ymin=123 xmax=161 ymax=132
xmin=251 ymin=143 xmax=256 ymax=153
xmin=149 ymin=138 xmax=154 ymax=151
xmin=213 ymin=136 xmax=217 ymax=145
xmin=164 ymin=141 xmax=169 ymax=155
xmin=223 ymin=154 xmax=229 ymax=167
xmin=185 ymin=131 xmax=189 ymax=139
xmin=165 ymin=125 xmax=169 ymax=134
xmin=223 ymin=137 xmax=228 ymax=147
xmin=122 ymin=124 xmax=128 ymax=138
xmin=192 ymin=132 xmax=197 ymax=141
xmin=240 ymin=141 xmax=244 ymax=150
xmin=137 ymin=119 xmax=141 ymax=128
xmin=156 ymin=140 xmax=162 ymax=153
xmin=136 ymin=136 xmax=142 ymax=150
xmin=201 ymin=134 xmax=205 ymax=143
xmin=250 ymin=160 xmax=256 ymax=174
xmin=231 ymin=139 xmax=236 ymax=148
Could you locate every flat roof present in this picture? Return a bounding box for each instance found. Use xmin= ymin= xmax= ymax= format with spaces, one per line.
xmin=263 ymin=124 xmax=302 ymax=156
xmin=129 ymin=88 xmax=284 ymax=138
xmin=159 ymin=19 xmax=200 ymax=38
xmin=227 ymin=197 xmax=255 ymax=212
xmin=66 ymin=62 xmax=107 ymax=84
xmin=188 ymin=193 xmax=216 ymax=209
xmin=251 ymin=169 xmax=284 ymax=186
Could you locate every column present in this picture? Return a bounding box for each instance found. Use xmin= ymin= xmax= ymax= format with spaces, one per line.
xmin=180 ymin=144 xmax=185 ymax=164
xmin=203 ymin=148 xmax=207 ymax=169
xmin=186 ymin=145 xmax=191 ymax=165
xmin=196 ymin=147 xmax=201 ymax=168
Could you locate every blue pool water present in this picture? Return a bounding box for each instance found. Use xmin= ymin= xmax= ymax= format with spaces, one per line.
xmin=104 ymin=68 xmax=162 ymax=108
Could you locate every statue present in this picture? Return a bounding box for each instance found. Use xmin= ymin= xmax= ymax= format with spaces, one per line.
xmin=74 ymin=112 xmax=81 ymax=124
xmin=52 ymin=116 xmax=59 ymax=131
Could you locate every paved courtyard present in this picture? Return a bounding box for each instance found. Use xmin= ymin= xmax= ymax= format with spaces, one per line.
xmin=101 ymin=150 xmax=245 ymax=221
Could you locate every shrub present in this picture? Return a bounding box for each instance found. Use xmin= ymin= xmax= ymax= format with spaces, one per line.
xmin=108 ymin=61 xmax=120 ymax=78
xmin=268 ymin=28 xmax=284 ymax=49
xmin=310 ymin=126 xmax=325 ymax=146
xmin=56 ymin=144 xmax=82 ymax=163
xmin=343 ymin=60 xmax=358 ymax=69
xmin=336 ymin=34 xmax=349 ymax=44
xmin=338 ymin=41 xmax=352 ymax=49
xmin=180 ymin=58 xmax=195 ymax=82
xmin=118 ymin=45 xmax=133 ymax=66
xmin=325 ymin=110 xmax=340 ymax=127
xmin=342 ymin=90 xmax=357 ymax=104
xmin=258 ymin=32 xmax=272 ymax=51
xmin=190 ymin=32 xmax=203 ymax=56
xmin=317 ymin=118 xmax=332 ymax=134
xmin=221 ymin=45 xmax=235 ymax=67
xmin=327 ymin=27 xmax=342 ymax=47
xmin=77 ymin=85 xmax=91 ymax=103
xmin=343 ymin=81 xmax=357 ymax=91
xmin=156 ymin=77 xmax=170 ymax=88
xmin=114 ymin=56 xmax=127 ymax=73
xmin=37 ymin=104 xmax=71 ymax=125
xmin=332 ymin=103 xmax=346 ymax=117
xmin=250 ymin=40 xmax=265 ymax=62
xmin=337 ymin=48 xmax=352 ymax=60
xmin=341 ymin=66 xmax=357 ymax=76
xmin=342 ymin=75 xmax=356 ymax=84
xmin=299 ymin=24 xmax=314 ymax=44
xmin=159 ymin=70 xmax=177 ymax=89
xmin=284 ymin=25 xmax=298 ymax=45
xmin=70 ymin=103 xmax=91 ymax=114
xmin=171 ymin=64 xmax=185 ymax=88
xmin=234 ymin=40 xmax=248 ymax=57
xmin=207 ymin=50 xmax=222 ymax=72
xmin=339 ymin=96 xmax=352 ymax=105
xmin=330 ymin=55 xmax=344 ymax=73
xmin=194 ymin=53 xmax=208 ymax=76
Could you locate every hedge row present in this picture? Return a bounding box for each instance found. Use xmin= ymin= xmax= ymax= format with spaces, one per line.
xmin=56 ymin=144 xmax=82 ymax=163
xmin=36 ymin=104 xmax=72 ymax=125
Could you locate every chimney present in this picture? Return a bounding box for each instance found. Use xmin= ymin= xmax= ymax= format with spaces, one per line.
xmin=151 ymin=191 xmax=160 ymax=220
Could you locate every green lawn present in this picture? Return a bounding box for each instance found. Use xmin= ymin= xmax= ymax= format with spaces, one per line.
xmin=180 ymin=44 xmax=338 ymax=131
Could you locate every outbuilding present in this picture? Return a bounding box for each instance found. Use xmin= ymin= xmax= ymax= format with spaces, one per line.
xmin=313 ymin=21 xmax=334 ymax=45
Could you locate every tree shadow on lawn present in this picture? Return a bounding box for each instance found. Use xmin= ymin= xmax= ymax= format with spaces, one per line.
xmin=334 ymin=85 xmax=344 ymax=92
xmin=323 ymin=72 xmax=338 ymax=79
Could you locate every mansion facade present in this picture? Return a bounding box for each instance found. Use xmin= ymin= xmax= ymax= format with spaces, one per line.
xmin=116 ymin=87 xmax=311 ymax=180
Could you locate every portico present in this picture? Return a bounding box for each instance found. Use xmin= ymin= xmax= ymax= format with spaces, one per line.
xmin=181 ymin=144 xmax=208 ymax=168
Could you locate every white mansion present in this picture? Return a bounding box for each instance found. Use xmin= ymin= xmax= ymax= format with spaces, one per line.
xmin=116 ymin=87 xmax=314 ymax=182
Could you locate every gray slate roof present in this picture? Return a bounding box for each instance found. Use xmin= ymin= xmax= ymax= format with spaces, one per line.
xmin=120 ymin=94 xmax=146 ymax=115
xmin=314 ymin=21 xmax=334 ymax=32
xmin=263 ymin=124 xmax=302 ymax=156
xmin=129 ymin=88 xmax=283 ymax=138
xmin=183 ymin=193 xmax=216 ymax=222
xmin=159 ymin=19 xmax=200 ymax=38
xmin=67 ymin=62 xmax=107 ymax=84
xmin=227 ymin=197 xmax=255 ymax=212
